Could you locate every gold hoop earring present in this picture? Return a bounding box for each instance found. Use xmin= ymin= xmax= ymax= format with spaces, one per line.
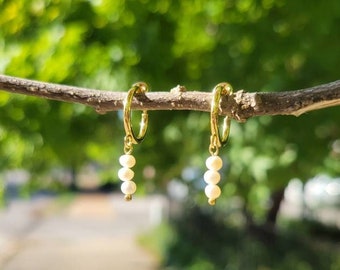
xmin=204 ymin=82 xmax=233 ymax=205
xmin=118 ymin=82 xmax=149 ymax=201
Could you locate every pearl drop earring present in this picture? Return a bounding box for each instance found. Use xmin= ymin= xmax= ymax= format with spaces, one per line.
xmin=204 ymin=83 xmax=233 ymax=205
xmin=118 ymin=82 xmax=149 ymax=201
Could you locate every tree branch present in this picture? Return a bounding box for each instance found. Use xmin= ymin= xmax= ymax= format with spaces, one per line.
xmin=1 ymin=74 xmax=339 ymax=121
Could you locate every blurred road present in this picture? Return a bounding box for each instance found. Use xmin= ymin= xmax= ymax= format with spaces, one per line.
xmin=0 ymin=193 xmax=167 ymax=270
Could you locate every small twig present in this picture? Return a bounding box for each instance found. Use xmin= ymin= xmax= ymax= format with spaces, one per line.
xmin=0 ymin=74 xmax=339 ymax=121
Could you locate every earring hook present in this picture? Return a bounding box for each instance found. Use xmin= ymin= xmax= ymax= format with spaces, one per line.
xmin=209 ymin=82 xmax=233 ymax=155
xmin=123 ymin=82 xmax=149 ymax=147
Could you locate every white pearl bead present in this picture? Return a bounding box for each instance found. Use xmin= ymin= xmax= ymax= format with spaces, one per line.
xmin=118 ymin=167 xmax=134 ymax=181
xmin=205 ymin=184 xmax=221 ymax=199
xmin=204 ymin=170 xmax=221 ymax=185
xmin=119 ymin=154 xmax=136 ymax=168
xmin=121 ymin=181 xmax=137 ymax=195
xmin=206 ymin=155 xmax=223 ymax=171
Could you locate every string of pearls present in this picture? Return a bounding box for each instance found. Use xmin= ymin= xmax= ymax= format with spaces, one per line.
xmin=118 ymin=154 xmax=137 ymax=201
xmin=204 ymin=155 xmax=223 ymax=205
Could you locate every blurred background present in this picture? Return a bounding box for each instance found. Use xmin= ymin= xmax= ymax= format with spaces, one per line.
xmin=0 ymin=0 xmax=340 ymax=269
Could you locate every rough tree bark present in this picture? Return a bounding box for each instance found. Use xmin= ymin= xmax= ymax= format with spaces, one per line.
xmin=1 ymin=75 xmax=339 ymax=121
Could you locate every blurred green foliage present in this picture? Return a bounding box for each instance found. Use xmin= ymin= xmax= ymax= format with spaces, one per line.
xmin=143 ymin=208 xmax=340 ymax=270
xmin=1 ymin=0 xmax=340 ymax=268
xmin=0 ymin=0 xmax=339 ymax=219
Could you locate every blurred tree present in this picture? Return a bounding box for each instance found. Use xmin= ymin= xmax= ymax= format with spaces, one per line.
xmin=0 ymin=0 xmax=339 ymax=229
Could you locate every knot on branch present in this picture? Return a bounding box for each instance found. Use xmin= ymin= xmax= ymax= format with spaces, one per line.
xmin=231 ymin=90 xmax=262 ymax=122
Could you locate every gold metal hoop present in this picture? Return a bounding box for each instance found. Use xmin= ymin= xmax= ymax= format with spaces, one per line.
xmin=123 ymin=82 xmax=149 ymax=145
xmin=209 ymin=82 xmax=233 ymax=155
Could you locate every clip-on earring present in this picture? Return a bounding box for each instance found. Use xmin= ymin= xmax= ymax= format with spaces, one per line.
xmin=204 ymin=83 xmax=233 ymax=205
xmin=118 ymin=82 xmax=149 ymax=201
